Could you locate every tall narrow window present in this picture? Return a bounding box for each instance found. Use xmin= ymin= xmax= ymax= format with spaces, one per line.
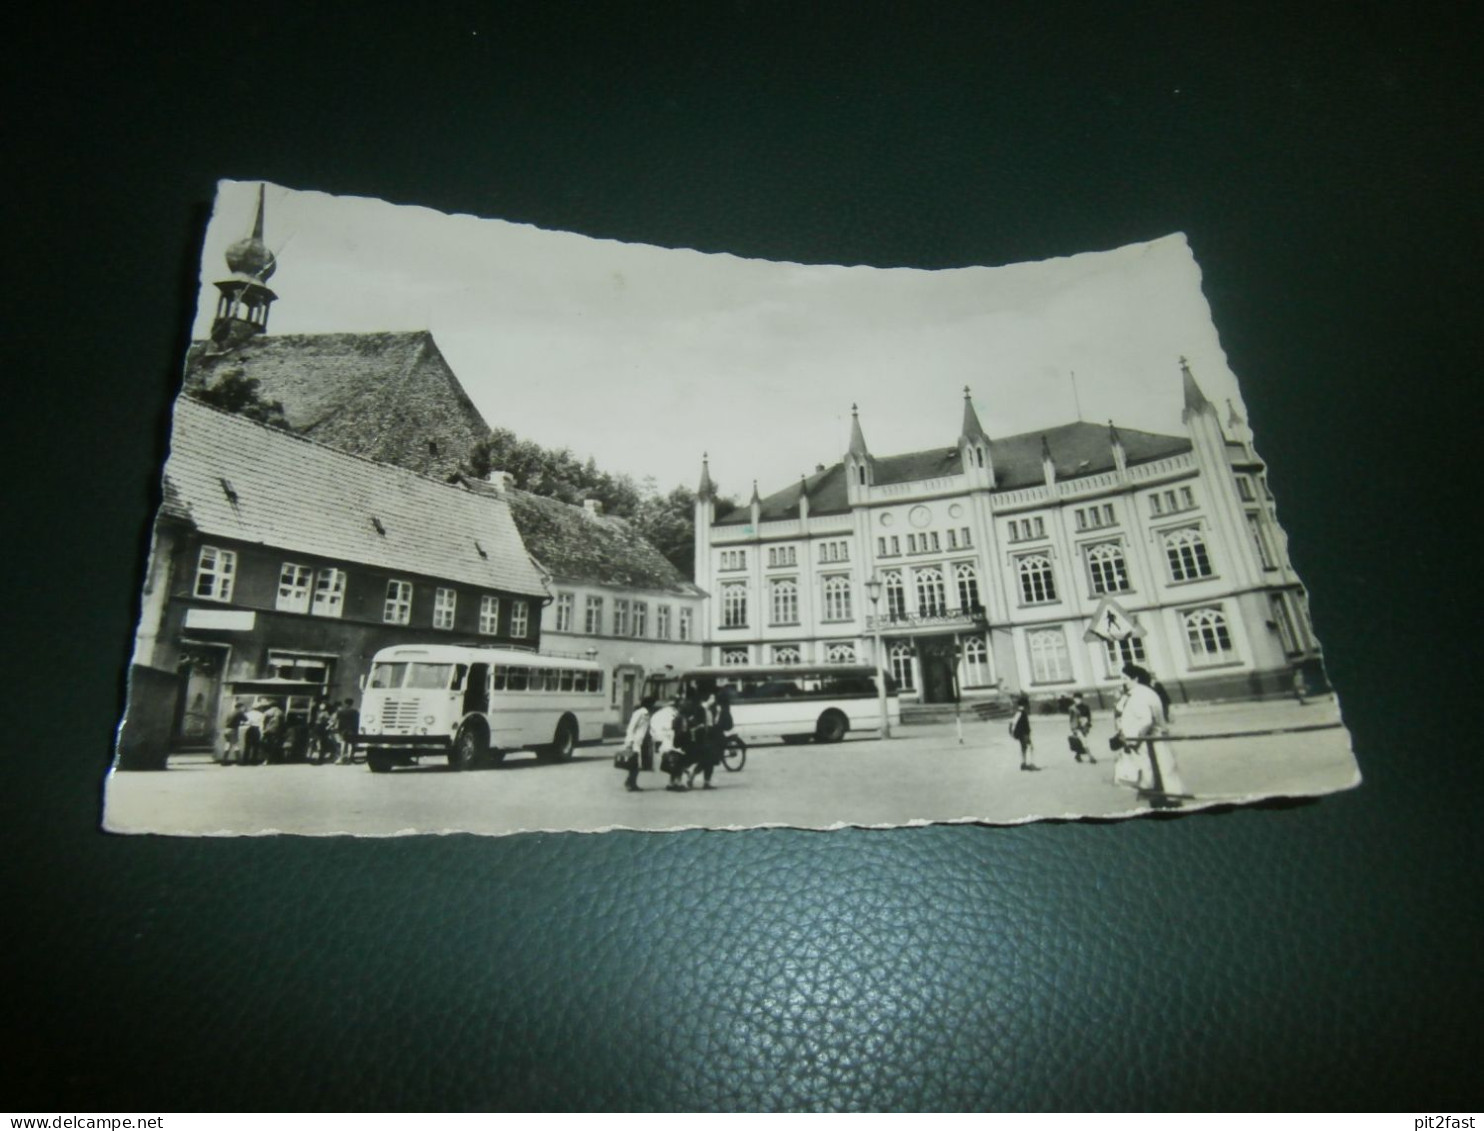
xmin=632 ymin=601 xmax=647 ymax=637
xmin=1164 ymin=528 xmax=1214 ymax=582
xmin=722 ymin=584 xmax=747 ymax=629
xmin=915 ymin=567 xmax=947 ymax=616
xmin=433 ymin=587 xmax=457 ymax=630
xmin=383 ymin=580 xmax=412 ymax=625
xmin=276 ymin=563 xmax=313 ymax=613
xmin=1017 ymin=555 xmax=1057 ymax=604
xmin=889 ymin=643 xmax=915 ymax=691
xmin=678 ymin=607 xmax=693 ymax=641
xmin=955 ymin=563 xmax=980 ymax=612
xmin=511 ymin=600 xmax=530 ymax=639
xmin=312 ymin=568 xmax=345 ymax=618
xmin=884 ymin=570 xmax=906 ymax=619
xmin=194 ymin=546 xmax=236 ymax=602
xmin=1247 ymin=513 xmax=1278 ymax=570
xmin=584 ymin=596 xmax=604 ymax=634
xmin=612 ymin=599 xmax=630 ymax=636
xmin=656 ymin=605 xmax=671 ymax=639
xmin=479 ymin=595 xmax=500 ymax=635
xmin=554 ymin=592 xmax=573 ymax=633
xmin=770 ymin=579 xmax=798 ymax=625
xmin=1086 ymin=543 xmax=1130 ymax=595
xmin=822 ymin=575 xmax=852 ymax=621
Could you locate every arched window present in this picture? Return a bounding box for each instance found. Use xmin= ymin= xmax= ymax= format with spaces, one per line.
xmin=1027 ymin=627 xmax=1071 ymax=683
xmin=1164 ymin=528 xmax=1214 ymax=582
xmin=772 ymin=644 xmax=802 ymax=665
xmin=1183 ymin=606 xmax=1234 ymax=662
xmin=961 ymin=635 xmax=992 ymax=687
xmin=825 ymin=642 xmax=857 ymax=664
xmin=822 ymin=575 xmax=852 ymax=621
xmin=889 ymin=642 xmax=915 ymax=691
xmin=954 ymin=563 xmax=981 ymax=611
xmin=1102 ymin=635 xmax=1147 ymax=677
xmin=883 ymin=570 xmax=906 ymax=619
xmin=1086 ymin=543 xmax=1130 ymax=595
xmin=720 ymin=647 xmax=750 ymax=666
xmin=1017 ymin=555 xmax=1057 ymax=604
xmin=770 ymin=579 xmax=798 ymax=625
xmin=721 ymin=583 xmax=747 ymax=628
xmin=915 ymin=567 xmax=947 ymax=616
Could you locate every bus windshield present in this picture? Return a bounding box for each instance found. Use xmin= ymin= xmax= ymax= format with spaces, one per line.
xmin=368 ymin=662 xmax=457 ymax=690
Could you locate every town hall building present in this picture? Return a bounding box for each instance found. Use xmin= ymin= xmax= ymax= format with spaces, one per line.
xmin=693 ymin=364 xmax=1321 ymax=708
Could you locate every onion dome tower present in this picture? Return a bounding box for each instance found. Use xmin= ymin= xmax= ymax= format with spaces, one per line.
xmin=209 ymin=184 xmax=279 ymax=349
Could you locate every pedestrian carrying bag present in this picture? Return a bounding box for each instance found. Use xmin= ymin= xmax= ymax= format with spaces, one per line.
xmin=614 ymin=747 xmax=637 ymax=771
xmin=659 ymin=749 xmax=681 ymax=776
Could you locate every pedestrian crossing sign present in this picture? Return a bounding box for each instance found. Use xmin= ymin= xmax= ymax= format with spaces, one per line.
xmin=1084 ymin=596 xmax=1144 ymax=643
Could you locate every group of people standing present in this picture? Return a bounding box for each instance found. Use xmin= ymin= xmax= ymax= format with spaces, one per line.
xmin=619 ymin=688 xmax=732 ymax=793
xmin=1005 ymin=664 xmax=1185 ymax=809
xmin=220 ymin=696 xmax=360 ymax=766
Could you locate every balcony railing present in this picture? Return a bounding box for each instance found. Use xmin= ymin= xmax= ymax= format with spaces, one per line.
xmin=865 ymin=605 xmax=987 ymax=632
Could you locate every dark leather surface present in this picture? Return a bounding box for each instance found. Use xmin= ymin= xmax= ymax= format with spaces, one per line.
xmin=6 ymin=4 xmax=1479 ymax=1111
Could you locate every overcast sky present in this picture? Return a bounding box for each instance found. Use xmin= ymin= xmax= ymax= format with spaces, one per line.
xmin=191 ymin=180 xmax=1248 ymax=498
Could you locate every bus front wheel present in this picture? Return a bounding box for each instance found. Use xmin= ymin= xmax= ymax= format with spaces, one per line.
xmin=367 ymin=750 xmax=394 ymax=774
xmin=815 ymin=710 xmax=849 ymax=744
xmin=450 ymin=723 xmax=489 ymax=771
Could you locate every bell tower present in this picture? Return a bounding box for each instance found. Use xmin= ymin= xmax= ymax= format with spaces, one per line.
xmin=209 ymin=184 xmax=279 ymax=349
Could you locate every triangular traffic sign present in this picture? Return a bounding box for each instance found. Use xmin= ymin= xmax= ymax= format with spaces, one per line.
xmin=1084 ymin=596 xmax=1144 ymax=643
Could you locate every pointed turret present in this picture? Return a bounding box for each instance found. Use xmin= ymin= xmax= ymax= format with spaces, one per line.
xmin=958 ymin=386 xmax=995 ymax=488
xmin=1041 ymin=435 xmax=1057 ymax=490
xmin=697 ymin=452 xmax=716 ymax=501
xmin=1180 ymin=356 xmax=1216 ymax=422
xmin=749 ymin=479 xmax=761 ymax=527
xmin=845 ymin=403 xmax=874 ymax=504
xmin=797 ymin=473 xmax=810 ymax=520
xmin=1108 ymin=420 xmax=1128 ymax=475
xmin=209 ymin=184 xmax=280 ymax=349
xmin=847 ymin=403 xmax=870 ymax=457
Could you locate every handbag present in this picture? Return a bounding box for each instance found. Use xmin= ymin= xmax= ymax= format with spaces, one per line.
xmin=614 ymin=746 xmax=637 ymax=771
xmin=659 ymin=749 xmax=680 ymax=776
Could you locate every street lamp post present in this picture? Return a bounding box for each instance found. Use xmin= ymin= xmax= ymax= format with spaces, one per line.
xmin=865 ymin=574 xmax=891 ymax=739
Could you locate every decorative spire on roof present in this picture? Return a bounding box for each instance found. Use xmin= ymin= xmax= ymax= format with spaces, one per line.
xmin=847 ymin=403 xmax=870 ymax=457
xmin=959 ymin=385 xmax=989 ymax=443
xmin=697 ymin=452 xmax=716 ymax=500
xmin=749 ymin=479 xmax=761 ymax=505
xmin=1180 ymin=356 xmax=1215 ymax=421
xmin=1040 ymin=434 xmax=1057 ymax=489
xmin=210 ymin=184 xmax=280 ymax=349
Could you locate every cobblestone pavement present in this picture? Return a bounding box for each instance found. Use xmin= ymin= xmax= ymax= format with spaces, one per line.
xmin=104 ymin=696 xmax=1358 ymax=837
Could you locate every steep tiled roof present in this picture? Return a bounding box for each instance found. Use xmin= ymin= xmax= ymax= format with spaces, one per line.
xmin=491 ymin=486 xmax=701 ymax=595
xmin=182 ymin=331 xmax=490 ymax=480
xmin=163 ymin=398 xmax=547 ymax=596
xmin=717 ymin=421 xmax=1190 ymax=525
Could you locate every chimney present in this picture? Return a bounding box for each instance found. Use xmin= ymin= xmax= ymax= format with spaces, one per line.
xmin=485 ymin=469 xmax=515 ymax=494
xmin=582 ymin=499 xmax=604 ymax=519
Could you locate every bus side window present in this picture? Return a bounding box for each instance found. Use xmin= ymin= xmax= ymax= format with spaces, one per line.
xmin=560 ymin=670 xmax=574 ymax=692
xmin=454 ymin=664 xmax=469 ymax=690
xmin=592 ymin=670 xmax=603 ymax=694
xmin=492 ymin=667 xmax=507 ymax=691
xmin=508 ymin=667 xmax=528 ymax=692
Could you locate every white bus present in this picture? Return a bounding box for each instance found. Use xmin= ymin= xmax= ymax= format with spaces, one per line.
xmin=642 ymin=664 xmax=899 ymax=745
xmin=358 ymin=645 xmax=606 ymax=773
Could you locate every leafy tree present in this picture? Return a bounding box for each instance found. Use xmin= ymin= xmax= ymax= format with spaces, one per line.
xmin=463 ymin=430 xmax=735 ymax=578
xmin=187 ymin=366 xmax=290 ymax=429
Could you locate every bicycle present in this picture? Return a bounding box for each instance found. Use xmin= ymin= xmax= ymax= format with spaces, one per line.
xmin=721 ymin=732 xmax=746 ymax=772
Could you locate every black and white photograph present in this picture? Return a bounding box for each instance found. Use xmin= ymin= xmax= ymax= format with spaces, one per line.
xmin=105 ymin=180 xmax=1358 ymax=835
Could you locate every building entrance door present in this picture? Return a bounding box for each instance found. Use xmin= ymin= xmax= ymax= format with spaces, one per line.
xmin=919 ymin=638 xmax=958 ymax=704
xmin=174 ymin=642 xmax=228 ymax=749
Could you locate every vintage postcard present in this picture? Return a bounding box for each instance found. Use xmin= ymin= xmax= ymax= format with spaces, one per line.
xmin=105 ymin=181 xmax=1359 ymax=835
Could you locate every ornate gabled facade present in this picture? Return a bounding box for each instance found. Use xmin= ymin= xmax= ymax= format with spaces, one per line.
xmin=694 ymin=366 xmax=1321 ymax=707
